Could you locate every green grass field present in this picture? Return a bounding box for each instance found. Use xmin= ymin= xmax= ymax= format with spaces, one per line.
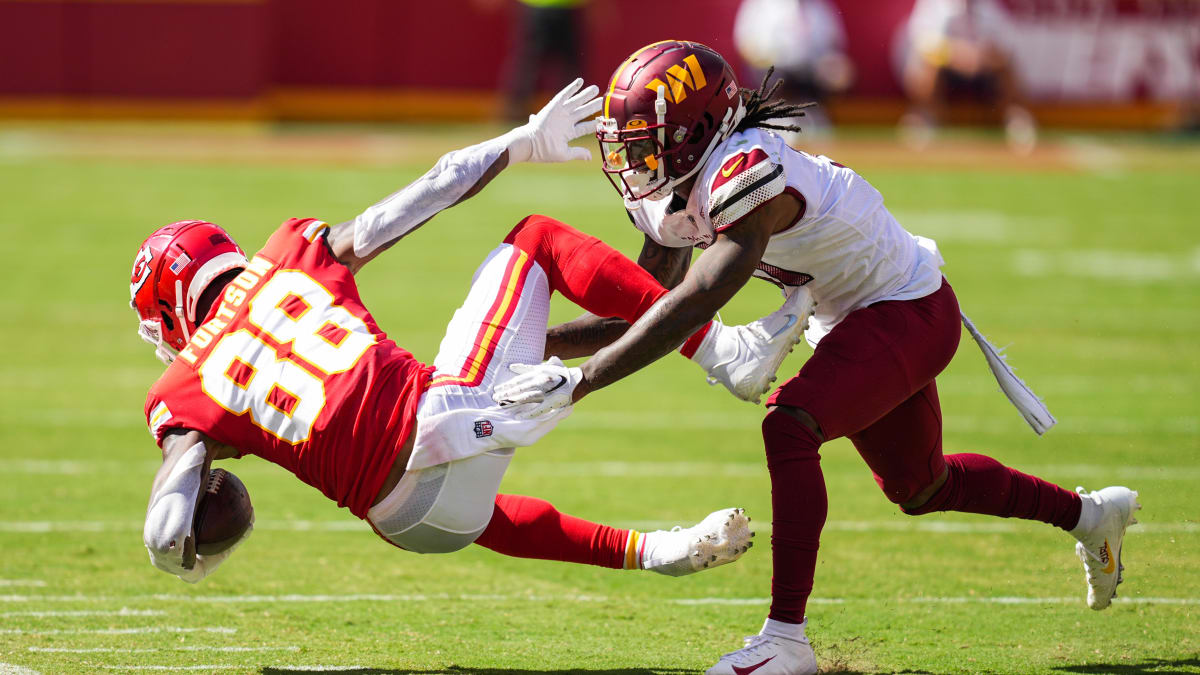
xmin=0 ymin=124 xmax=1197 ymax=674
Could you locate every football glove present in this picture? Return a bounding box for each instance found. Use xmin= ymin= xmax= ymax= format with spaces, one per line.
xmin=493 ymin=356 xmax=583 ymax=418
xmin=176 ymin=517 xmax=253 ymax=585
xmin=506 ymin=78 xmax=601 ymax=164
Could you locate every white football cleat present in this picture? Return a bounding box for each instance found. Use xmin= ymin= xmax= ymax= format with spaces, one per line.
xmin=707 ymin=629 xmax=817 ymax=675
xmin=693 ymin=287 xmax=815 ymax=404
xmin=1073 ymin=486 xmax=1141 ymax=610
xmin=642 ymin=508 xmax=753 ymax=577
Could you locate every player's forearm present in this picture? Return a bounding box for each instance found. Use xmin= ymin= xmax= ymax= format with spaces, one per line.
xmin=545 ymin=314 xmax=631 ymax=360
xmin=144 ymin=432 xmax=212 ymax=574
xmin=573 ymin=286 xmax=717 ymax=400
xmin=573 ymin=230 xmax=765 ymax=401
xmin=333 ymin=139 xmax=517 ymax=269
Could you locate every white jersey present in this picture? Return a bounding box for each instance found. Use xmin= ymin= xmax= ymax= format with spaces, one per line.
xmin=628 ymin=127 xmax=945 ymax=345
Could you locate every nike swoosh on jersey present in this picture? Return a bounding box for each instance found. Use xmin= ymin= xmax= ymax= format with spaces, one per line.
xmin=721 ymin=156 xmax=746 ymax=178
xmin=732 ymin=656 xmax=776 ymax=675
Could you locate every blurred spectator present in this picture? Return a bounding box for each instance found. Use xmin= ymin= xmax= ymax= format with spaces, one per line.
xmin=491 ymin=0 xmax=589 ymax=123
xmin=734 ymin=0 xmax=854 ymax=144
xmin=900 ymin=0 xmax=1036 ymax=153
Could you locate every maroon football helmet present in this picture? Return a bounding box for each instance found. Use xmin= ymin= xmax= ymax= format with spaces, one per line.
xmin=598 ymin=40 xmax=745 ymax=205
xmin=129 ymin=220 xmax=247 ymax=364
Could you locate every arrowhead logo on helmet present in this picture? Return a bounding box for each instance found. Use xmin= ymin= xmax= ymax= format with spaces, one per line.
xmin=129 ymin=220 xmax=248 ymax=365
xmin=596 ymin=40 xmax=746 ymax=207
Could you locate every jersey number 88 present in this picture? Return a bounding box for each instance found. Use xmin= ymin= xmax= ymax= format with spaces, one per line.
xmin=199 ymin=272 xmax=375 ymax=444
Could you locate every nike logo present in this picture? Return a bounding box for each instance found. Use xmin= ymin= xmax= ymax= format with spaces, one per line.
xmin=545 ymin=375 xmax=568 ymax=393
xmin=767 ymin=314 xmax=798 ymax=340
xmin=721 ymin=156 xmax=745 ymax=177
xmin=732 ymin=656 xmax=776 ymax=675
xmin=1101 ymin=541 xmax=1115 ymax=574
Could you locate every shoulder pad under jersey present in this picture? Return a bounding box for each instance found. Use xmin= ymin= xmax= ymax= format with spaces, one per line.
xmin=704 ymin=140 xmax=786 ymax=232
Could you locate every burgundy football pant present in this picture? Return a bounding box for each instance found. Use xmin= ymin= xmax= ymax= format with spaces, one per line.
xmin=763 ymin=279 xmax=1082 ymax=623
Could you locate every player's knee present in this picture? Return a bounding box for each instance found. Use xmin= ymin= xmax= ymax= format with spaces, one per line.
xmin=396 ymin=521 xmax=488 ymax=554
xmin=762 ymin=406 xmax=824 ymax=463
xmin=897 ymin=467 xmax=951 ymax=515
xmin=503 ymin=214 xmax=571 ymax=250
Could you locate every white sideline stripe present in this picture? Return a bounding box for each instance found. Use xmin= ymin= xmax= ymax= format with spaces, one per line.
xmin=2 ymin=608 xmax=163 ymax=618
xmin=0 ymin=580 xmax=45 ymax=587
xmin=624 ymin=520 xmax=1198 ymax=534
xmin=0 ymin=626 xmax=235 ymax=635
xmin=1 ymin=593 xmax=1195 ymax=607
xmin=100 ymin=662 xmax=362 ymax=667
xmin=670 ymin=596 xmax=1200 ymax=606
xmin=1013 ymin=247 xmax=1200 ymax=282
xmin=97 ymin=662 xmax=241 ymax=667
xmin=30 ymin=646 xmax=298 ymax=654
xmin=1 ymin=519 xmax=1193 ymax=536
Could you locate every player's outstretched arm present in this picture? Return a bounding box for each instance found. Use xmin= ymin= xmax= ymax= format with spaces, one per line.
xmin=545 ymin=235 xmax=693 ymax=359
xmin=496 ymin=215 xmax=776 ymax=416
xmin=144 ymin=429 xmax=214 ymax=577
xmin=144 ymin=430 xmax=244 ymax=583
xmin=327 ymin=79 xmax=602 ymax=274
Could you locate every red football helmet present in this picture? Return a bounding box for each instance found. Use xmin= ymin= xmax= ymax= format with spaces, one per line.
xmin=129 ymin=220 xmax=247 ymax=364
xmin=597 ymin=40 xmax=746 ymax=205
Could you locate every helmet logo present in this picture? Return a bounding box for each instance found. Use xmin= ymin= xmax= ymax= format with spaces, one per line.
xmin=130 ymin=246 xmax=153 ymax=298
xmin=645 ymin=54 xmax=707 ymax=104
xmin=625 ymin=119 xmax=647 ymax=129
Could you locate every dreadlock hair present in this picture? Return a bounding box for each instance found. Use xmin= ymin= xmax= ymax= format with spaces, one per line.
xmin=734 ymin=67 xmax=817 ymax=135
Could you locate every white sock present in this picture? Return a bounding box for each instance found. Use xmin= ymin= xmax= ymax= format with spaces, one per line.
xmin=689 ymin=321 xmax=727 ymax=370
xmin=761 ymin=617 xmax=807 ymax=642
xmin=1069 ymin=492 xmax=1100 ymax=540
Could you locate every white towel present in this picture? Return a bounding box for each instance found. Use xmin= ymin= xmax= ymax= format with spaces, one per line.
xmin=960 ymin=312 xmax=1057 ymax=435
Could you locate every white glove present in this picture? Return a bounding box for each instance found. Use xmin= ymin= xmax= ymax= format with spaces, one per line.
xmin=506 ymin=78 xmax=601 ymax=164
xmin=176 ymin=518 xmax=253 ymax=584
xmin=493 ymin=356 xmax=583 ymax=418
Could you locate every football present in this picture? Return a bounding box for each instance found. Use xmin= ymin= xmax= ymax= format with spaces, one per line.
xmin=193 ymin=468 xmax=253 ymax=555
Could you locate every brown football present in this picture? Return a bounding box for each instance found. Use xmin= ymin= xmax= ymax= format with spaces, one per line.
xmin=193 ymin=468 xmax=253 ymax=555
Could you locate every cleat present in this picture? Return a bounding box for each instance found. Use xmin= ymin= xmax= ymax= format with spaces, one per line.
xmin=1073 ymin=486 xmax=1141 ymax=610
xmin=694 ymin=288 xmax=815 ymax=404
xmin=707 ymin=622 xmax=817 ymax=675
xmin=642 ymin=508 xmax=753 ymax=577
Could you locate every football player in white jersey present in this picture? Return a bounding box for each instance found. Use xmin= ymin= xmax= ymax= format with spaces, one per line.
xmin=492 ymin=41 xmax=1139 ymax=675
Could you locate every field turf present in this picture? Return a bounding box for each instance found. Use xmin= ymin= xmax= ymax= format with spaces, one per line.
xmin=0 ymin=124 xmax=1197 ymax=674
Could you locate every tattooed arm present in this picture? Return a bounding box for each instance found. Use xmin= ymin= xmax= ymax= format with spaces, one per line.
xmin=543 ymin=234 xmax=692 ymax=359
xmin=570 ymin=194 xmax=797 ymax=401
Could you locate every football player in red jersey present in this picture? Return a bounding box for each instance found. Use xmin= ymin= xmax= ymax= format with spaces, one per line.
xmin=493 ymin=44 xmax=1140 ymax=674
xmin=135 ymin=80 xmax=808 ymax=588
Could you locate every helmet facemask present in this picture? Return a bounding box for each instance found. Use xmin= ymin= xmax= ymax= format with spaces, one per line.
xmin=599 ymin=83 xmax=747 ymax=209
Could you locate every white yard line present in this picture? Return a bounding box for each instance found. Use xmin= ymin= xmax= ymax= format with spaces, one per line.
xmin=101 ymin=662 xmax=364 ymax=667
xmin=0 ymin=665 xmax=40 ymax=675
xmin=0 ymin=593 xmax=1194 ymax=607
xmin=0 ymin=581 xmax=45 ymax=587
xmin=0 ymin=626 xmax=235 ymax=635
xmin=2 ymin=608 xmax=163 ymax=618
xmin=1013 ymin=247 xmax=1200 ymax=282
xmin=0 ymin=518 xmax=1193 ymax=537
xmin=30 ymin=646 xmax=297 ymax=654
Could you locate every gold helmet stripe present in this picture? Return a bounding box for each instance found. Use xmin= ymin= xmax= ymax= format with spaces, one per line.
xmin=603 ymin=39 xmax=678 ymax=119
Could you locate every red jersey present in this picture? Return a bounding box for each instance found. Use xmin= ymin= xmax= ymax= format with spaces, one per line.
xmin=144 ymin=218 xmax=433 ymax=518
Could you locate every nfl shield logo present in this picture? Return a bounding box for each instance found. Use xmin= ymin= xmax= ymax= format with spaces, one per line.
xmin=473 ymin=420 xmax=493 ymax=438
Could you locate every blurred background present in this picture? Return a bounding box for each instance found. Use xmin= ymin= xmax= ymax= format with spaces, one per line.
xmin=1 ymin=0 xmax=1197 ymax=137
xmin=1 ymin=2 xmax=1198 ymax=672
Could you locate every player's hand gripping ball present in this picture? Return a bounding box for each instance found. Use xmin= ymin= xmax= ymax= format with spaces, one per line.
xmin=193 ymin=468 xmax=253 ymax=555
